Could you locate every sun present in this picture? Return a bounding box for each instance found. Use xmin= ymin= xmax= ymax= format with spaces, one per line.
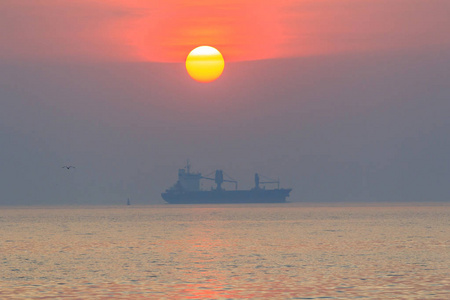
xmin=185 ymin=46 xmax=224 ymax=83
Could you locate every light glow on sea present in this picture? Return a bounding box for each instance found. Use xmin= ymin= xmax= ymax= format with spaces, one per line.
xmin=1 ymin=203 xmax=449 ymax=299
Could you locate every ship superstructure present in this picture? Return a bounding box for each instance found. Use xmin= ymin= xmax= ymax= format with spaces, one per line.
xmin=161 ymin=162 xmax=292 ymax=204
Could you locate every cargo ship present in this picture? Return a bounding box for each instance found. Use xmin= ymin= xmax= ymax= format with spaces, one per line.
xmin=161 ymin=162 xmax=292 ymax=204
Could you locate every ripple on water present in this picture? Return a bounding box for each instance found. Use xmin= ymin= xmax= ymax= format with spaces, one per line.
xmin=0 ymin=204 xmax=449 ymax=299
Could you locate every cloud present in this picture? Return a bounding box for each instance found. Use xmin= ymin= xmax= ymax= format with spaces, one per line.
xmin=1 ymin=0 xmax=449 ymax=63
xmin=0 ymin=0 xmax=136 ymax=62
xmin=282 ymin=0 xmax=450 ymax=57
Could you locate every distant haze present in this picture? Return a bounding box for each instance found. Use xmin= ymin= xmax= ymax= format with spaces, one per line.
xmin=1 ymin=1 xmax=449 ymax=205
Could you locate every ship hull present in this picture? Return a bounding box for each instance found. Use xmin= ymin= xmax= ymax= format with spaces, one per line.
xmin=161 ymin=189 xmax=292 ymax=204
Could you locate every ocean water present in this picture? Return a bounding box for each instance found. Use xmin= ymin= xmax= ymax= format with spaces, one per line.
xmin=1 ymin=203 xmax=449 ymax=299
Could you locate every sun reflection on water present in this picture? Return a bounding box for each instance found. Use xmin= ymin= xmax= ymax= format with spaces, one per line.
xmin=0 ymin=204 xmax=449 ymax=299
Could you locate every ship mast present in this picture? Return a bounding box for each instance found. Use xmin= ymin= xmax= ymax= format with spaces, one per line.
xmin=186 ymin=159 xmax=191 ymax=174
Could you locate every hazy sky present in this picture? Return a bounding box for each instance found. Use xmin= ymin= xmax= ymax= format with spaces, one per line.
xmin=1 ymin=0 xmax=449 ymax=204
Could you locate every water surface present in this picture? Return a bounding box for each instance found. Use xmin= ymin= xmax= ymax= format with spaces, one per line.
xmin=1 ymin=203 xmax=449 ymax=299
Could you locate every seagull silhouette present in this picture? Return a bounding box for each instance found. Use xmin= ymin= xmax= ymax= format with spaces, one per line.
xmin=62 ymin=166 xmax=75 ymax=169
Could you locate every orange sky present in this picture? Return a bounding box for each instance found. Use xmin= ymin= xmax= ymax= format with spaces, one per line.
xmin=1 ymin=0 xmax=449 ymax=62
xmin=119 ymin=0 xmax=288 ymax=62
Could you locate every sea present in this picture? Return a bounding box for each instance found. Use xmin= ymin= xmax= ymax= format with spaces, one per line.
xmin=1 ymin=203 xmax=449 ymax=299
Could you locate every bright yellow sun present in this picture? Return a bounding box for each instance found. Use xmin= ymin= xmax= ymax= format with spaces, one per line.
xmin=185 ymin=46 xmax=224 ymax=83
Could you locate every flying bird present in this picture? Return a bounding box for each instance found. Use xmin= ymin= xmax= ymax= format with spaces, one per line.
xmin=62 ymin=166 xmax=75 ymax=169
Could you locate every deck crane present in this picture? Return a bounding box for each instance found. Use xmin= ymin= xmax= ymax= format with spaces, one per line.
xmin=255 ymin=173 xmax=280 ymax=189
xmin=202 ymin=170 xmax=238 ymax=190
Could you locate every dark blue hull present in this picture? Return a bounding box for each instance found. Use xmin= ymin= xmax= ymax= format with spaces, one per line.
xmin=161 ymin=189 xmax=292 ymax=204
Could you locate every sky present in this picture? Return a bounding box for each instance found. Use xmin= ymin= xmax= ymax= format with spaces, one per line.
xmin=1 ymin=0 xmax=450 ymax=205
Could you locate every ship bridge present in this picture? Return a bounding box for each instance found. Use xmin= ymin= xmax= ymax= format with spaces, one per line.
xmin=177 ymin=166 xmax=201 ymax=191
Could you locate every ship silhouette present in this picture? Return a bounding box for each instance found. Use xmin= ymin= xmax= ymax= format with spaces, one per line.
xmin=161 ymin=162 xmax=292 ymax=204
